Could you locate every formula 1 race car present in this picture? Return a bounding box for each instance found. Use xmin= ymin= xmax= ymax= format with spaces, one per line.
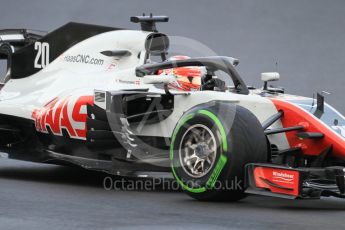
xmin=1 ymin=15 xmax=345 ymax=201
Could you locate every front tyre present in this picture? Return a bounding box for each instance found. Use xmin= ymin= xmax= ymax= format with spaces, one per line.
xmin=170 ymin=102 xmax=267 ymax=201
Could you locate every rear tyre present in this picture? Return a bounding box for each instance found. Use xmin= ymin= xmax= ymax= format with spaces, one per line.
xmin=170 ymin=102 xmax=267 ymax=201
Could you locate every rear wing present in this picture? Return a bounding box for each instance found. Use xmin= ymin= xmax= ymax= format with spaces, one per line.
xmin=0 ymin=29 xmax=45 ymax=84
xmin=0 ymin=29 xmax=45 ymax=58
xmin=0 ymin=29 xmax=45 ymax=44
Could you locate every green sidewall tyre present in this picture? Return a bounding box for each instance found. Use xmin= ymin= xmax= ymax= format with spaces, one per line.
xmin=170 ymin=102 xmax=267 ymax=201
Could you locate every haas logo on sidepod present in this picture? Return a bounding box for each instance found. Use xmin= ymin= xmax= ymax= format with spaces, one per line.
xmin=31 ymin=96 xmax=94 ymax=140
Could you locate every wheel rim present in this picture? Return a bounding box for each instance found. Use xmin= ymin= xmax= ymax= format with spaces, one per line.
xmin=179 ymin=124 xmax=217 ymax=178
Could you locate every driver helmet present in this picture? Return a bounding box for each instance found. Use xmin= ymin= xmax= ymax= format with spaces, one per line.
xmin=158 ymin=55 xmax=205 ymax=91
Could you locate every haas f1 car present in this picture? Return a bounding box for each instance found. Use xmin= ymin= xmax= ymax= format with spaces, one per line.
xmin=1 ymin=15 xmax=345 ymax=201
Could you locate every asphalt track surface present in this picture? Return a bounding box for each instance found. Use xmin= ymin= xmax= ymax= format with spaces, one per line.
xmin=1 ymin=0 xmax=345 ymax=229
xmin=1 ymin=158 xmax=345 ymax=230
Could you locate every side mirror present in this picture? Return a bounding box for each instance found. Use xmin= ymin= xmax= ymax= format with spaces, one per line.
xmin=142 ymin=74 xmax=176 ymax=84
xmin=261 ymin=72 xmax=280 ymax=90
xmin=261 ymin=72 xmax=280 ymax=82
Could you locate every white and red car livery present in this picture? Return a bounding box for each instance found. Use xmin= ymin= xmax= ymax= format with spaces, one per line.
xmin=32 ymin=95 xmax=93 ymax=139
xmin=0 ymin=15 xmax=345 ymax=202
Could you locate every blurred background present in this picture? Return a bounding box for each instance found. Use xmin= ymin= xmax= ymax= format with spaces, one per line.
xmin=1 ymin=0 xmax=345 ymax=111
